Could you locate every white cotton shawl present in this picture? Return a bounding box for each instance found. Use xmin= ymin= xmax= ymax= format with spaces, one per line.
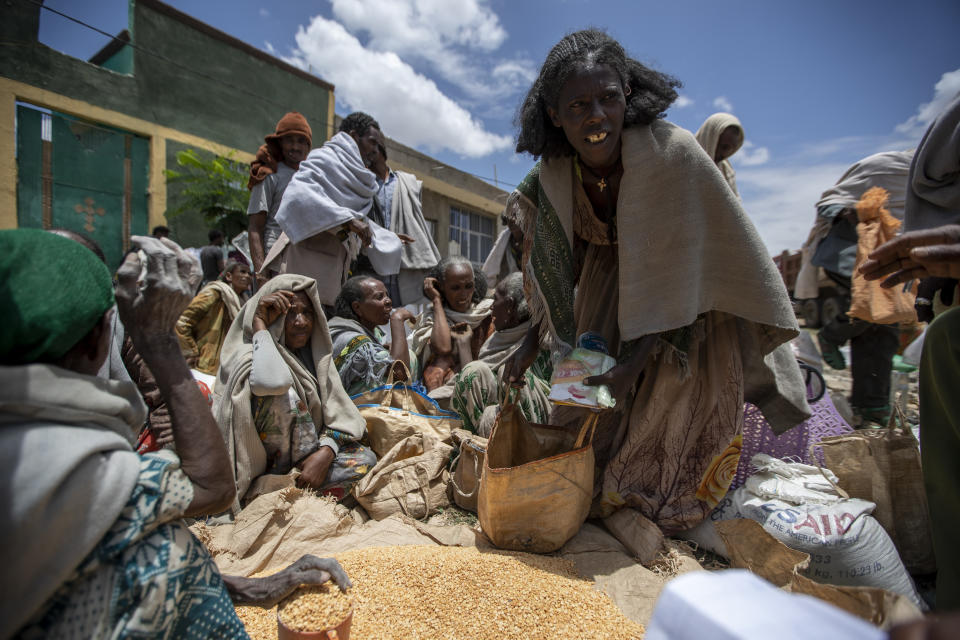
xmin=794 ymin=150 xmax=914 ymax=299
xmin=475 ymin=319 xmax=532 ymax=370
xmin=695 ymin=113 xmax=744 ymax=197
xmin=409 ymin=297 xmax=494 ymax=364
xmin=815 ymin=151 xmax=914 ymax=218
xmin=0 ymin=364 xmax=145 ymax=638
xmin=481 ymin=229 xmax=520 ymax=290
xmin=391 ymin=171 xmax=442 ymax=270
xmin=213 ymin=274 xmax=365 ymax=507
xmin=271 ymin=132 xmax=402 ymax=275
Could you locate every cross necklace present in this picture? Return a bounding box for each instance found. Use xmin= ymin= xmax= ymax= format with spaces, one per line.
xmin=579 ymin=157 xmax=623 ymax=193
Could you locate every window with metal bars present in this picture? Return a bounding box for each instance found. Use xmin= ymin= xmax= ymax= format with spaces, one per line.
xmin=448 ymin=206 xmax=494 ymax=265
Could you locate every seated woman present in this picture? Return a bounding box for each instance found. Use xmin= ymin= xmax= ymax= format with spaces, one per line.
xmin=175 ymin=258 xmax=250 ymax=375
xmin=452 ymin=272 xmax=552 ymax=435
xmin=409 ymin=256 xmax=493 ymax=400
xmin=328 ymin=275 xmax=417 ymax=395
xmin=215 ymin=274 xmax=375 ymax=504
xmin=1 ymin=231 xmax=348 ymax=638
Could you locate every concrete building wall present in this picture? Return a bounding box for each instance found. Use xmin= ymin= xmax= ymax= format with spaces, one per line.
xmin=2 ymin=0 xmax=508 ymax=258
xmin=0 ymin=0 xmax=333 ymax=237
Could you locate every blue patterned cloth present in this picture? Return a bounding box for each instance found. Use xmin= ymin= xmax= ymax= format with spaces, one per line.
xmin=18 ymin=451 xmax=248 ymax=639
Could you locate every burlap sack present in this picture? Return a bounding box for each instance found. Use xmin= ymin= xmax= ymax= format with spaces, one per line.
xmin=848 ymin=187 xmax=916 ymax=324
xmin=354 ymin=431 xmax=453 ymax=521
xmin=478 ymin=402 xmax=598 ymax=553
xmin=716 ymin=519 xmax=923 ymax=629
xmin=817 ymin=410 xmax=936 ymax=575
xmin=449 ymin=429 xmax=488 ymax=513
xmin=352 ymin=365 xmax=460 ymax=457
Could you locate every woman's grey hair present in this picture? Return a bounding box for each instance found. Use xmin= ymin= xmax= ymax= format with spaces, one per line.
xmin=334 ymin=275 xmax=380 ymax=321
xmin=498 ymin=272 xmax=529 ymax=323
xmin=428 ymin=255 xmax=486 ymax=305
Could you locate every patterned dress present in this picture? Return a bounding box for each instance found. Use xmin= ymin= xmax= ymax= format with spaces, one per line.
xmin=253 ymin=389 xmax=376 ymax=501
xmin=18 ymin=451 xmax=248 ymax=639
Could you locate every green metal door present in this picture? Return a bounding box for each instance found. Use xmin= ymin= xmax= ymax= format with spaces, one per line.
xmin=16 ymin=104 xmax=149 ymax=270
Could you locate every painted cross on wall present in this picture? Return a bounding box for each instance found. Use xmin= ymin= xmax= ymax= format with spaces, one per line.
xmin=74 ymin=196 xmax=106 ymax=232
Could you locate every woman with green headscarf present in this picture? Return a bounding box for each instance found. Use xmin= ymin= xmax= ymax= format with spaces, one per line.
xmin=0 ymin=230 xmax=349 ymax=638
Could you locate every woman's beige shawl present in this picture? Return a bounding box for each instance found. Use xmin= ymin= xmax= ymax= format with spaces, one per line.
xmin=695 ymin=112 xmax=744 ymax=197
xmin=213 ymin=274 xmax=364 ymax=506
xmin=205 ymin=280 xmax=243 ymax=320
xmin=509 ymin=120 xmax=809 ymax=432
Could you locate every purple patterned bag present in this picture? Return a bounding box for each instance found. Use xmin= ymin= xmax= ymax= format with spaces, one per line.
xmin=732 ymin=391 xmax=853 ymax=489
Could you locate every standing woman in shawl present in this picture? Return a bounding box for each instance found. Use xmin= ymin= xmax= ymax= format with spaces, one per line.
xmin=452 ymin=272 xmax=552 ymax=435
xmin=504 ymin=30 xmax=808 ymax=534
xmin=695 ymin=112 xmax=745 ymax=197
xmin=409 ymin=256 xmax=493 ymax=397
xmin=215 ymin=274 xmax=375 ymax=505
xmin=175 ymin=259 xmax=251 ymax=375
xmin=328 ymin=275 xmax=418 ymax=395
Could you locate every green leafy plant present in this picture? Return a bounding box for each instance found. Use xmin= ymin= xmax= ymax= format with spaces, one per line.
xmin=164 ymin=148 xmax=249 ymax=237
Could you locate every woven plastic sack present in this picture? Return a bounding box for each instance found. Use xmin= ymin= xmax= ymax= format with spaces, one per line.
xmin=478 ymin=401 xmax=598 ymax=553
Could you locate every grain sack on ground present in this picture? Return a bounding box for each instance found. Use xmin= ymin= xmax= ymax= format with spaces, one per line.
xmin=236 ymin=545 xmax=645 ymax=640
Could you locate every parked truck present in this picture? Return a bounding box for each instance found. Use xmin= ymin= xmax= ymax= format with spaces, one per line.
xmin=772 ymin=250 xmax=849 ymax=329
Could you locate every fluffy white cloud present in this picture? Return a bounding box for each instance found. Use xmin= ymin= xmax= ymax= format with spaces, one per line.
xmin=288 ymin=16 xmax=512 ymax=157
xmin=895 ymin=68 xmax=960 ymax=138
xmin=733 ymin=140 xmax=770 ymax=167
xmin=736 ymin=163 xmax=849 ymax=254
xmin=674 ymin=94 xmax=693 ymax=108
xmin=712 ymin=96 xmax=734 ymax=112
xmin=327 ymin=0 xmax=532 ymax=101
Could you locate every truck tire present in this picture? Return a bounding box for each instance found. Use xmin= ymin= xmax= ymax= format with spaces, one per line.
xmin=821 ymin=296 xmax=844 ymax=327
xmin=800 ymin=299 xmax=821 ymax=328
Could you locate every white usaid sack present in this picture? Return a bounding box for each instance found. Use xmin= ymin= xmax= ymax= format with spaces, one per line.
xmin=703 ymin=455 xmax=923 ymax=608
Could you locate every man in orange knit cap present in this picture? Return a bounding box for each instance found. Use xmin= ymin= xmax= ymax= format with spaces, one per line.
xmin=247 ymin=112 xmax=312 ymax=283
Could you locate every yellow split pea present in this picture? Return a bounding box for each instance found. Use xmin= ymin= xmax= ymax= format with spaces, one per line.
xmin=236 ymin=545 xmax=644 ymax=640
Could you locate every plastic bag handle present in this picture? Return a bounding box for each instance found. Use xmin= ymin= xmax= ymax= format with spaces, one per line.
xmin=379 ymin=361 xmax=417 ymax=412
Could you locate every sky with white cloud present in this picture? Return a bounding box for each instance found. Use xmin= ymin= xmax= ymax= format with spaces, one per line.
xmin=41 ymin=0 xmax=960 ymax=254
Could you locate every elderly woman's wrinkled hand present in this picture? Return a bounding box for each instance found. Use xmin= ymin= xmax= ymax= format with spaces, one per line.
xmin=253 ymin=290 xmax=296 ymax=331
xmin=116 ymin=235 xmax=201 ymax=349
xmin=859 ymin=224 xmax=960 ymax=288
xmin=224 ymin=555 xmax=352 ymax=607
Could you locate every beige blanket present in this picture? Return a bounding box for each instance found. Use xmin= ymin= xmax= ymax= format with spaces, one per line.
xmin=213 ymin=274 xmax=364 ymax=508
xmin=511 ymin=120 xmax=809 ymax=432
